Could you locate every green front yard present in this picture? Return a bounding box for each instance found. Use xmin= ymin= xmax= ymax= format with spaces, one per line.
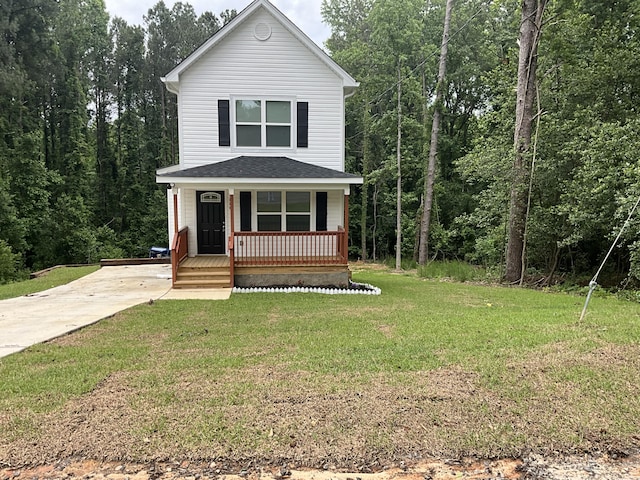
xmin=0 ymin=266 xmax=99 ymax=301
xmin=1 ymin=267 xmax=638 ymax=466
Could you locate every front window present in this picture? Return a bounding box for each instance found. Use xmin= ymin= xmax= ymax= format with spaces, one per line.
xmin=235 ymin=99 xmax=292 ymax=148
xmin=257 ymin=191 xmax=282 ymax=231
xmin=285 ymin=192 xmax=310 ymax=231
xmin=256 ymin=191 xmax=310 ymax=231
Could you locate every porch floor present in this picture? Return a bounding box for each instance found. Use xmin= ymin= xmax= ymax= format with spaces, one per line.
xmin=181 ymin=256 xmax=230 ymax=268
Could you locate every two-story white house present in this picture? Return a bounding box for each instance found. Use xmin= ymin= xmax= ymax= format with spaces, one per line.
xmin=156 ymin=0 xmax=362 ymax=288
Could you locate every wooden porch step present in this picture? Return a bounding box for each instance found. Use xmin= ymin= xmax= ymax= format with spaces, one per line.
xmin=178 ymin=267 xmax=229 ymax=274
xmin=173 ymin=278 xmax=231 ymax=288
xmin=177 ymin=269 xmax=230 ymax=279
xmin=175 ymin=261 xmax=231 ymax=288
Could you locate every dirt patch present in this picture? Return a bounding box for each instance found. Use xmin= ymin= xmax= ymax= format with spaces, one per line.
xmin=0 ymin=458 xmax=526 ymax=480
xmin=2 ymin=350 xmax=639 ymax=476
xmin=4 ymin=372 xmax=141 ymax=462
xmin=376 ymin=325 xmax=395 ymax=338
xmin=3 ymin=455 xmax=640 ymax=480
xmin=2 ymin=363 xmax=640 ymax=468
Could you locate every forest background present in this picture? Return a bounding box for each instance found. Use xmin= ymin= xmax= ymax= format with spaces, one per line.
xmin=2 ymin=0 xmax=640 ymax=288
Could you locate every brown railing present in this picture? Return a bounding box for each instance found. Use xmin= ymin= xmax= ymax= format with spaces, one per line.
xmin=171 ymin=227 xmax=188 ymax=286
xmin=228 ymin=232 xmax=235 ymax=287
xmin=337 ymin=226 xmax=347 ymax=262
xmin=234 ymin=230 xmax=347 ymax=266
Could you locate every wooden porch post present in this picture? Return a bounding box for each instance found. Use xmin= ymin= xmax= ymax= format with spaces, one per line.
xmin=343 ymin=193 xmax=349 ymax=261
xmin=228 ymin=192 xmax=235 ymax=288
xmin=172 ymin=188 xmax=179 ymax=234
xmin=229 ymin=193 xmax=235 ymax=233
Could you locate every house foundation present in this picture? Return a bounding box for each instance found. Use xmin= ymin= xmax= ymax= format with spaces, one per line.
xmin=234 ymin=265 xmax=349 ymax=288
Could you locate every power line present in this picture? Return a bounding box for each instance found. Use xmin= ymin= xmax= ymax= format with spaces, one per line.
xmin=579 ymin=193 xmax=640 ymax=322
xmin=367 ymin=2 xmax=490 ymax=107
xmin=343 ymin=1 xmax=490 ymax=143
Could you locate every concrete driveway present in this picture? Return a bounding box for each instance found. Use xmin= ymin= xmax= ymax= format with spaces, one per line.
xmin=0 ymin=264 xmax=233 ymax=359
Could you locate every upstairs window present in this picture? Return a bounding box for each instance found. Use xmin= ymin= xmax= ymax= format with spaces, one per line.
xmin=235 ymin=99 xmax=291 ymax=148
xmin=219 ymin=99 xmax=308 ymax=149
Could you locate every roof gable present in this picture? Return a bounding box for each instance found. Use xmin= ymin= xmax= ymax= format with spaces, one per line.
xmin=161 ymin=0 xmax=358 ymax=93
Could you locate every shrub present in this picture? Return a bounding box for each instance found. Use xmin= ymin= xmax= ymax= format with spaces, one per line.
xmin=0 ymin=239 xmax=21 ymax=284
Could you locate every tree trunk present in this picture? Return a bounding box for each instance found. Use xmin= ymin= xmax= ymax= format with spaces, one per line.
xmin=519 ymin=85 xmax=543 ymax=285
xmin=505 ymin=0 xmax=547 ymax=283
xmin=361 ymin=106 xmax=370 ymax=261
xmin=395 ymin=61 xmax=403 ymax=271
xmin=418 ymin=0 xmax=454 ymax=265
xmin=372 ymin=183 xmax=379 ymax=261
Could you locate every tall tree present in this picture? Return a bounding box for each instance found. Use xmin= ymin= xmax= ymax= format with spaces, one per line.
xmin=322 ymin=0 xmax=374 ymax=260
xmin=369 ymin=0 xmax=424 ymax=265
xmin=395 ymin=63 xmax=403 ymax=270
xmin=504 ymin=0 xmax=547 ymax=283
xmin=418 ymin=0 xmax=454 ymax=265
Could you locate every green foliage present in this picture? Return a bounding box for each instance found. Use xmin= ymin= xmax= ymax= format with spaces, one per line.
xmin=0 ymin=240 xmax=21 ymax=284
xmin=450 ymin=0 xmax=640 ymax=282
xmin=382 ymin=256 xmax=417 ymax=270
xmin=417 ymin=259 xmax=488 ymax=282
xmin=0 ymin=0 xmax=228 ymax=274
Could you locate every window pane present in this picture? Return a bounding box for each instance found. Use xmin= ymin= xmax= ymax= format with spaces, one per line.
xmin=237 ymin=125 xmax=261 ymax=146
xmin=257 ymin=191 xmax=281 ymax=212
xmin=258 ymin=215 xmax=282 ymax=231
xmin=266 ymin=126 xmax=290 ymax=147
xmin=266 ymin=101 xmax=290 ymax=123
xmin=286 ymin=215 xmax=310 ymax=231
xmin=236 ymin=100 xmax=261 ymax=122
xmin=286 ymin=192 xmax=310 ymax=212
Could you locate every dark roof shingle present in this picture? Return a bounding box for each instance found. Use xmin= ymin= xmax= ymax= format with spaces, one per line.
xmin=158 ymin=156 xmax=361 ymax=180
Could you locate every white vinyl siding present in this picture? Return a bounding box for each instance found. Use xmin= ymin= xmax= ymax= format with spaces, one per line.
xmin=177 ymin=7 xmax=345 ymax=171
xmin=184 ymin=189 xmax=198 ymax=255
xmin=327 ymin=190 xmax=343 ymax=230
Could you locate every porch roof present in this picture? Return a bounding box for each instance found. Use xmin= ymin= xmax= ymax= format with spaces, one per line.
xmin=156 ymin=156 xmax=363 ymax=185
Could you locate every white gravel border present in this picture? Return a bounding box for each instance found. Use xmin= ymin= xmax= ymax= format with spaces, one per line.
xmin=232 ymin=282 xmax=381 ymax=295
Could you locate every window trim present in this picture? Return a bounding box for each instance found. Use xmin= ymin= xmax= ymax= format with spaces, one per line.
xmin=231 ymin=96 xmax=297 ymax=152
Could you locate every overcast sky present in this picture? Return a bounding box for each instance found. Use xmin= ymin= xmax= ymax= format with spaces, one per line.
xmin=102 ymin=0 xmax=331 ymax=48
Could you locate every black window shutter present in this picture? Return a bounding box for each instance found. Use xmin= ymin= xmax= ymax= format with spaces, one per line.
xmin=218 ymin=100 xmax=230 ymax=147
xmin=240 ymin=191 xmax=252 ymax=231
xmin=297 ymin=102 xmax=308 ymax=148
xmin=316 ymin=192 xmax=327 ymax=231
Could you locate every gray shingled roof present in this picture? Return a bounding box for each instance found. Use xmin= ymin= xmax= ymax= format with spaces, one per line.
xmin=158 ymin=156 xmax=361 ymax=180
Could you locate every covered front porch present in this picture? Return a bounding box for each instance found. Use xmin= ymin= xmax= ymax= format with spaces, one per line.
xmin=170 ymin=227 xmax=349 ymax=288
xmin=158 ymin=156 xmax=361 ymax=289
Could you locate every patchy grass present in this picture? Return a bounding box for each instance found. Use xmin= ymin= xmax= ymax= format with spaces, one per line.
xmin=417 ymin=259 xmax=488 ymax=283
xmin=0 ymin=270 xmax=639 ymax=468
xmin=0 ymin=266 xmax=99 ymax=301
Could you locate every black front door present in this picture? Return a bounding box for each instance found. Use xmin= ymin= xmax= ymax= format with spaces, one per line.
xmin=197 ymin=191 xmax=225 ymax=254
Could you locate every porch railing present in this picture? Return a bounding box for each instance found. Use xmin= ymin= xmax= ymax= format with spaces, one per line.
xmin=171 ymin=226 xmax=188 ymax=286
xmin=233 ymin=230 xmax=348 ymax=266
xmin=228 ymin=232 xmax=235 ymax=287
